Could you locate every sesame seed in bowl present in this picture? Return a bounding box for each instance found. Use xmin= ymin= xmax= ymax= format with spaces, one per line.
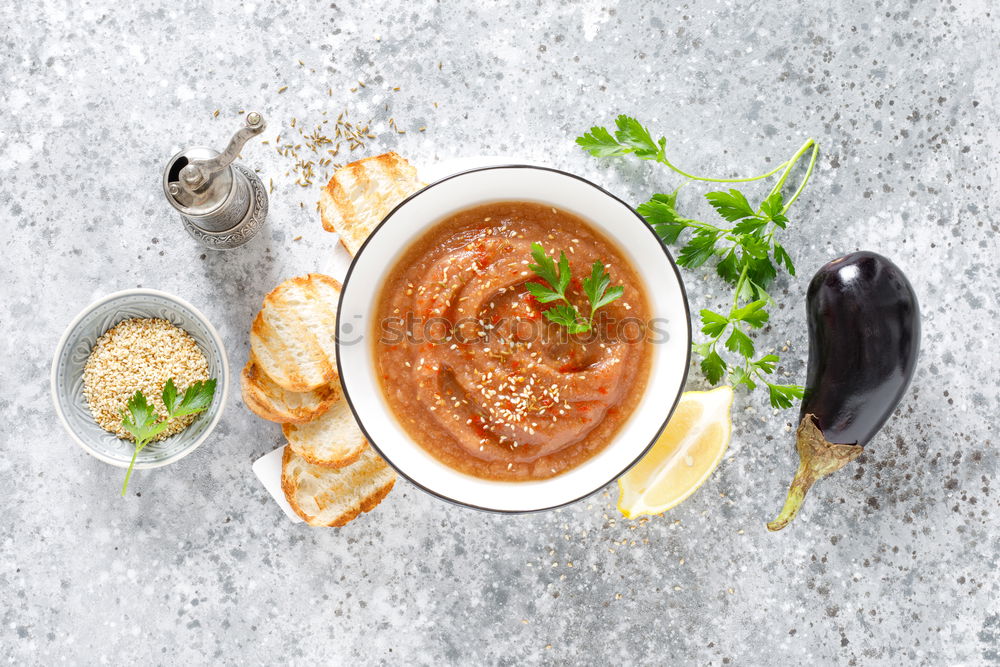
xmin=83 ymin=317 xmax=210 ymax=441
xmin=51 ymin=289 xmax=229 ymax=474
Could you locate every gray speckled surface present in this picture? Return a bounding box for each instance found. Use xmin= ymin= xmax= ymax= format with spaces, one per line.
xmin=2 ymin=0 xmax=998 ymax=664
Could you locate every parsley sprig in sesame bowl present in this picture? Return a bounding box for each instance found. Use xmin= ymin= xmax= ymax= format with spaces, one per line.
xmin=51 ymin=289 xmax=229 ymax=494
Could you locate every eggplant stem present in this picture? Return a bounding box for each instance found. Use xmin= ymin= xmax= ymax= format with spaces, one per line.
xmin=767 ymin=414 xmax=864 ymax=531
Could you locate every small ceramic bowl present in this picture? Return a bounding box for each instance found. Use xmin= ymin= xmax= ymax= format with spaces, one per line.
xmin=51 ymin=289 xmax=229 ymax=469
xmin=337 ymin=165 xmax=691 ymax=513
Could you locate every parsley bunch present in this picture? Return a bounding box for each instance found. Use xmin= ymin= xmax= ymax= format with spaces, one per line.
xmin=526 ymin=242 xmax=623 ymax=334
xmin=577 ymin=115 xmax=819 ymax=408
xmin=119 ymin=378 xmax=217 ymax=496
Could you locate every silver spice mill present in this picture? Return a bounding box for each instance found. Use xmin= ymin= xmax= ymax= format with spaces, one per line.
xmin=163 ymin=112 xmax=269 ymax=249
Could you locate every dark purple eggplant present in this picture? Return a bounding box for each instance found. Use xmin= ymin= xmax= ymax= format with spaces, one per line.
xmin=767 ymin=251 xmax=920 ymax=531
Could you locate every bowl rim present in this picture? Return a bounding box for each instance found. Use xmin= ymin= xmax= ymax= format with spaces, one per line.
xmin=336 ymin=164 xmax=691 ymax=513
xmin=49 ymin=287 xmax=230 ymax=469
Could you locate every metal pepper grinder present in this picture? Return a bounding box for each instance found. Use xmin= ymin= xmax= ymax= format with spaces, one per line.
xmin=163 ymin=112 xmax=269 ymax=249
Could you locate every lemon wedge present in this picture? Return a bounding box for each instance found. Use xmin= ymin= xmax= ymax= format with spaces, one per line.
xmin=617 ymin=386 xmax=734 ymax=519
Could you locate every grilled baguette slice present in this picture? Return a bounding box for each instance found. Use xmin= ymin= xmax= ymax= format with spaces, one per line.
xmin=281 ymin=445 xmax=396 ymax=527
xmin=249 ymin=274 xmax=341 ymax=392
xmin=319 ymin=152 xmax=423 ymax=256
xmin=240 ymin=355 xmax=340 ymax=424
xmin=282 ymin=398 xmax=367 ymax=468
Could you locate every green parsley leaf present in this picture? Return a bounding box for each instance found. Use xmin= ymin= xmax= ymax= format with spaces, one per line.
xmin=637 ymin=193 xmax=688 ymax=244
xmin=732 ymin=218 xmax=768 ymax=235
xmin=613 ymin=115 xmax=662 ymax=158
xmin=773 ymin=241 xmax=795 ymax=276
xmin=746 ymin=279 xmax=771 ymax=303
xmin=715 ymin=251 xmax=741 ymax=284
xmin=544 ymin=304 xmax=587 ymax=333
xmin=745 ymin=256 xmax=777 ymax=290
xmin=596 ymin=284 xmax=626 ymax=312
xmin=738 ymin=234 xmax=771 ymax=259
xmin=120 ymin=390 xmax=170 ymax=497
xmin=636 ymin=192 xmax=678 ymax=220
xmin=691 ymin=341 xmax=713 ymax=358
xmin=119 ymin=378 xmax=217 ymax=497
xmin=701 ymin=350 xmax=727 ymax=385
xmin=699 ymin=309 xmax=730 ymax=338
xmin=162 ymin=378 xmax=179 ymax=416
xmin=582 ymin=261 xmax=624 ymax=317
xmin=725 ymin=328 xmax=755 ymax=358
xmin=731 ymin=299 xmax=769 ymax=328
xmin=556 ymin=250 xmax=572 ymax=295
xmin=753 ymin=354 xmax=780 ymax=375
xmin=121 ymin=390 xmax=170 ymax=444
xmin=767 ymin=383 xmax=805 ymax=410
xmin=737 ymin=277 xmax=757 ymax=302
xmin=677 ymin=230 xmax=720 ymax=268
xmin=759 ymin=192 xmax=789 ymax=228
xmin=730 ymin=366 xmax=757 ymax=391
xmin=576 ymin=117 xmax=666 ymax=161
xmin=525 ymin=281 xmax=564 ymax=303
xmin=575 ymin=126 xmax=630 ymax=157
xmin=650 ymin=223 xmax=685 ymax=245
xmin=164 ymin=378 xmax=217 ymax=419
xmin=528 ymin=242 xmax=562 ymax=291
xmin=705 ymin=189 xmax=756 ymax=221
xmin=528 ymin=244 xmax=625 ymax=334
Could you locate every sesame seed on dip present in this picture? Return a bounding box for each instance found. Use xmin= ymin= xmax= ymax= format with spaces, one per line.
xmin=82 ymin=318 xmax=209 ymax=441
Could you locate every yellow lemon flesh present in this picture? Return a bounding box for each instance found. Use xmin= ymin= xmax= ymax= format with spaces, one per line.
xmin=617 ymin=386 xmax=734 ymax=519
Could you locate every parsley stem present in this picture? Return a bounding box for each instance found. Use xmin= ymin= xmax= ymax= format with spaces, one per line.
xmin=782 ymin=144 xmax=820 ymax=213
xmin=120 ymin=439 xmax=145 ymax=496
xmin=765 ymin=138 xmax=816 ymax=200
xmin=732 ymin=264 xmax=750 ymax=310
xmin=658 ymin=136 xmax=817 ymax=185
xmin=683 ymin=218 xmax=729 ymax=233
xmin=657 ymin=155 xmax=790 ymax=183
xmin=763 ymin=137 xmax=817 ymax=217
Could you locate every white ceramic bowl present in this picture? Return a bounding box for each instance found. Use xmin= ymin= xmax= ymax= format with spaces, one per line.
xmin=50 ymin=289 xmax=229 ymax=469
xmin=337 ymin=165 xmax=690 ymax=512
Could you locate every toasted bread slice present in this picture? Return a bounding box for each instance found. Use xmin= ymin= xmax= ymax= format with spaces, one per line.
xmin=241 ymin=355 xmax=340 ymax=424
xmin=282 ymin=399 xmax=367 ymax=468
xmin=249 ymin=274 xmax=341 ymax=392
xmin=281 ymin=445 xmax=396 ymax=527
xmin=319 ymin=152 xmax=423 ymax=255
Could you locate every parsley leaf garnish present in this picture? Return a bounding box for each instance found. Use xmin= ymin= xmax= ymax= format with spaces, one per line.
xmin=577 ymin=114 xmax=665 ymax=161
xmin=121 ymin=390 xmax=171 ymax=445
xmin=576 ymin=125 xmax=630 ymax=158
xmin=701 ymin=350 xmax=727 ymax=385
xmin=577 ymin=116 xmax=818 ymax=408
xmin=162 ymin=378 xmax=217 ymax=419
xmin=706 ymin=189 xmax=757 ymax=222
xmin=767 ymin=383 xmax=806 ymax=410
xmin=527 ymin=242 xmax=624 ymax=333
xmin=544 ymin=304 xmax=591 ymax=334
xmin=582 ymin=261 xmax=625 ymax=319
xmin=119 ymin=377 xmax=216 ymax=496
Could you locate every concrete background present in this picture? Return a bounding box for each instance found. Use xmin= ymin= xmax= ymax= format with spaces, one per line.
xmin=1 ymin=0 xmax=997 ymax=664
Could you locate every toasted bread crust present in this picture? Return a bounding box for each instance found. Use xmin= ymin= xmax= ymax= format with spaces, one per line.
xmin=249 ymin=273 xmax=341 ymax=392
xmin=264 ymin=273 xmax=342 ymax=298
xmin=287 ymin=442 xmax=364 ymax=469
xmin=240 ymin=356 xmax=340 ymax=424
xmin=282 ymin=399 xmax=367 ymax=468
xmin=319 ymin=152 xmax=423 ymax=256
xmin=281 ymin=446 xmax=397 ymax=527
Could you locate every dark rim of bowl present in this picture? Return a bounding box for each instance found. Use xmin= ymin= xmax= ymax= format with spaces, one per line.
xmin=335 ymin=164 xmax=692 ymax=514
